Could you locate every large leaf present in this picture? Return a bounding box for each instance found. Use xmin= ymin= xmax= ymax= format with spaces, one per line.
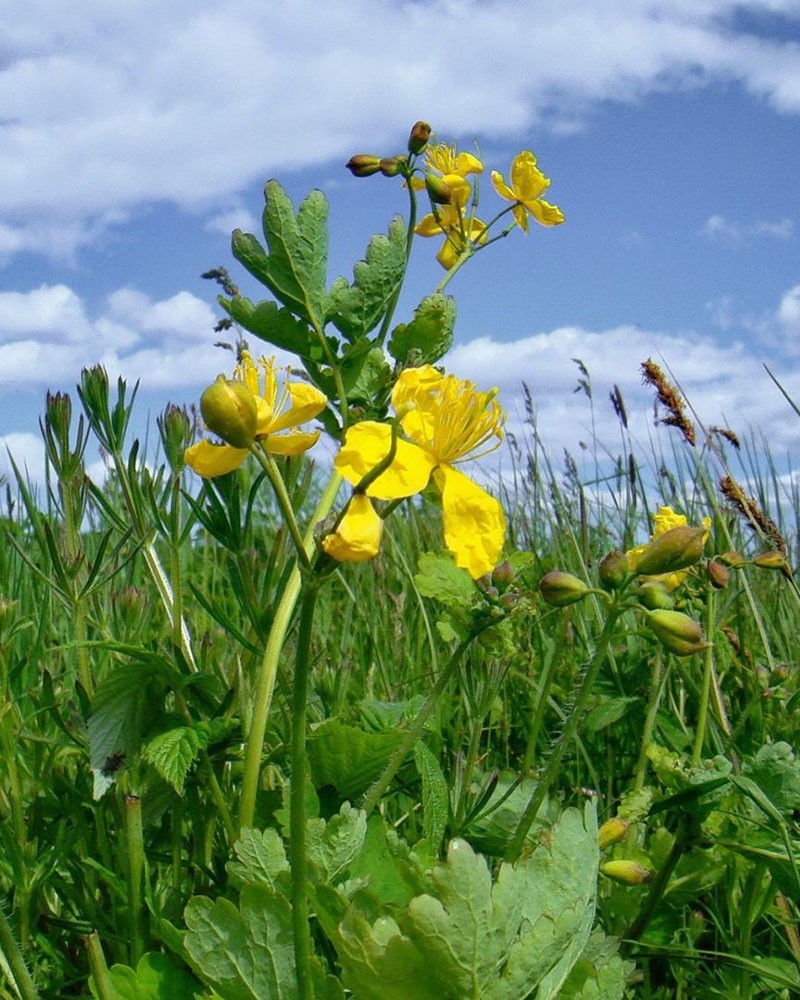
xmin=90 ymin=952 xmax=201 ymax=1000
xmin=307 ymin=720 xmax=405 ymax=799
xmin=222 ymin=296 xmax=314 ymax=358
xmin=388 ymin=293 xmax=456 ymax=366
xmin=231 ymin=180 xmax=329 ymax=328
xmin=226 ymin=827 xmax=289 ymax=890
xmin=306 ymin=802 xmax=368 ymax=882
xmin=329 ymin=216 xmax=408 ymax=341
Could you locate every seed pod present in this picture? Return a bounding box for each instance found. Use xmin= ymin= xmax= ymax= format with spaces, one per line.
xmin=706 ymin=559 xmax=730 ymax=589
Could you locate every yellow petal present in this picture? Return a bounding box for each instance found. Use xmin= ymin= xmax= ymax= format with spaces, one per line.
xmin=528 ymin=198 xmax=565 ymax=227
xmin=334 ymin=422 xmax=436 ymax=499
xmin=321 ymin=494 xmax=383 ymax=563
xmin=453 ymin=151 xmax=484 ymax=176
xmin=435 ymin=465 xmax=505 ymax=579
xmin=491 ymin=170 xmax=516 ymax=202
xmin=264 ymin=430 xmax=321 ymax=456
xmin=185 ymin=440 xmax=247 ymax=478
xmin=267 ymin=382 xmax=327 ymax=433
xmin=511 ymin=151 xmax=549 ymax=200
xmin=415 ymin=213 xmax=445 ymax=237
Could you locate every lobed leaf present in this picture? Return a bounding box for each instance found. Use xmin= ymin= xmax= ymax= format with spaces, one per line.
xmin=388 ymin=293 xmax=456 ymax=366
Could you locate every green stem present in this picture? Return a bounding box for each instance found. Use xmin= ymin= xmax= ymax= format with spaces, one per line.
xmin=626 ymin=818 xmax=690 ymax=940
xmin=249 ymin=447 xmax=311 ymax=568
xmin=238 ymin=471 xmax=342 ymax=833
xmin=0 ymin=899 xmax=39 ymax=1000
xmin=521 ymin=638 xmax=559 ymax=772
xmin=692 ymin=585 xmax=715 ymax=767
xmin=504 ymin=604 xmax=625 ymax=862
xmin=376 ymin=175 xmax=418 ymax=347
xmin=360 ymin=632 xmax=478 ymax=816
xmin=633 ymin=651 xmax=666 ymax=791
xmin=84 ymin=930 xmax=114 ymax=1000
xmin=123 ymin=794 xmax=147 ymax=966
xmin=289 ymin=581 xmax=321 ymax=1000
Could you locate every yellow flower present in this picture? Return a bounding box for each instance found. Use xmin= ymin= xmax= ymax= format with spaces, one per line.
xmin=321 ymin=494 xmax=383 ymax=563
xmin=185 ymin=353 xmax=327 ymax=478
xmin=626 ymin=506 xmax=711 ymax=591
xmin=491 ymin=151 xmax=564 ymax=233
xmin=423 ymin=142 xmax=484 ymax=179
xmin=415 ymin=175 xmax=487 ymax=269
xmin=330 ymin=365 xmax=506 ymax=578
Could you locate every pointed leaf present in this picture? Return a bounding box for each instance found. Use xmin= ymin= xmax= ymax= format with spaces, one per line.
xmin=141 ymin=726 xmax=202 ymax=794
xmin=414 ymin=741 xmax=449 ymax=851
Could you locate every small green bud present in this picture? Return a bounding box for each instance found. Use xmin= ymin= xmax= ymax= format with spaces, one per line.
xmin=752 ymin=550 xmax=790 ymax=573
xmin=200 ymin=375 xmax=257 ymax=449
xmin=379 ymin=155 xmax=407 ymax=177
xmin=634 ymin=525 xmax=706 ymax=577
xmin=646 ymin=609 xmax=708 ymax=657
xmin=718 ymin=550 xmax=745 ymax=567
xmin=539 ymin=570 xmax=590 ymax=607
xmin=635 ymin=580 xmax=674 ymax=610
xmin=598 ymin=817 xmax=630 ymax=850
xmin=706 ymin=559 xmax=730 ymax=589
xmin=157 ymin=404 xmax=192 ymax=472
xmin=492 ymin=561 xmax=514 ymax=589
xmin=424 ymin=173 xmax=453 ymax=205
xmin=600 ymin=859 xmax=653 ymax=886
xmin=345 ymin=154 xmax=382 ymax=177
xmin=408 ymin=120 xmax=432 ymax=154
xmin=598 ymin=550 xmax=629 ymax=591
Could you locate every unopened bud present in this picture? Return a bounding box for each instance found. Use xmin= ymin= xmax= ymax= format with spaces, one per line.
xmin=601 ymin=860 xmax=653 ymax=886
xmin=379 ymin=156 xmax=407 ymax=177
xmin=646 ymin=609 xmax=708 ymax=657
xmin=346 ymin=154 xmax=382 ymax=178
xmin=158 ymin=403 xmax=192 ymax=472
xmin=635 ymin=580 xmax=674 ymax=611
xmin=539 ymin=570 xmax=590 ymax=608
xmin=598 ymin=550 xmax=629 ymax=591
xmin=200 ymin=375 xmax=257 ymax=449
xmin=424 ymin=173 xmax=453 ymax=205
xmin=408 ymin=120 xmax=432 ymax=155
xmin=718 ymin=550 xmax=745 ymax=567
xmin=598 ymin=817 xmax=630 ymax=850
xmin=706 ymin=560 xmax=730 ymax=589
xmin=634 ymin=525 xmax=706 ymax=577
xmin=752 ymin=550 xmax=790 ymax=573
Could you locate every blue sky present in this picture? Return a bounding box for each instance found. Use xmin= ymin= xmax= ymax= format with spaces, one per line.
xmin=1 ymin=0 xmax=799 ymax=488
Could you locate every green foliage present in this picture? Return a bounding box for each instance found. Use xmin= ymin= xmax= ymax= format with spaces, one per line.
xmin=307 ymin=719 xmax=406 ymax=799
xmin=90 ymin=952 xmax=201 ymax=1000
xmin=388 ymin=293 xmax=456 ymax=366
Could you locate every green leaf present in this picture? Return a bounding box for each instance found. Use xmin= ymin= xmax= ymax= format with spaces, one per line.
xmin=92 ymin=952 xmax=201 ymax=1000
xmin=388 ymin=293 xmax=456 ymax=366
xmin=141 ymin=726 xmax=202 ymax=794
xmin=414 ymin=741 xmax=449 ymax=851
xmin=222 ymin=296 xmax=315 ymax=358
xmin=329 ymin=216 xmax=408 ymax=341
xmin=558 ymin=931 xmax=629 ymax=999
xmin=414 ymin=552 xmax=476 ymax=608
xmin=306 ymin=802 xmax=368 ymax=882
xmin=88 ymin=661 xmax=169 ymax=800
xmin=584 ymin=697 xmax=639 ymax=734
xmin=231 ymin=180 xmax=329 ymax=328
xmin=744 ymin=742 xmax=800 ymax=812
xmin=227 ymin=827 xmax=289 ymax=889
xmin=307 ymin=720 xmax=405 ymax=799
xmin=339 ymin=342 xmax=391 ymax=404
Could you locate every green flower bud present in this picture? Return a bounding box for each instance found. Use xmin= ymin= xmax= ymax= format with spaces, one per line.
xmin=718 ymin=550 xmax=745 ymax=567
xmin=157 ymin=403 xmax=192 ymax=473
xmin=598 ymin=817 xmax=630 ymax=850
xmin=424 ymin=173 xmax=453 ymax=205
xmin=345 ymin=154 xmax=382 ymax=177
xmin=407 ymin=120 xmax=432 ymax=154
xmin=492 ymin=561 xmax=514 ymax=589
xmin=635 ymin=580 xmax=674 ymax=610
xmin=379 ymin=155 xmax=407 ymax=177
xmin=540 ymin=570 xmax=590 ymax=607
xmin=600 ymin=859 xmax=653 ymax=886
xmin=634 ymin=525 xmax=706 ymax=577
xmin=598 ymin=550 xmax=629 ymax=591
xmin=706 ymin=559 xmax=730 ymax=589
xmin=752 ymin=550 xmax=790 ymax=573
xmin=200 ymin=375 xmax=257 ymax=449
xmin=646 ymin=609 xmax=708 ymax=657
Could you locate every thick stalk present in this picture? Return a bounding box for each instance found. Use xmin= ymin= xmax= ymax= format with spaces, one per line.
xmin=238 ymin=471 xmax=342 ymax=833
xmin=0 ymin=900 xmax=39 ymax=1000
xmin=289 ymin=581 xmax=321 ymax=1000
xmin=123 ymin=794 xmax=146 ymax=966
xmin=84 ymin=931 xmax=114 ymax=1000
xmin=504 ymin=604 xmax=625 ymax=862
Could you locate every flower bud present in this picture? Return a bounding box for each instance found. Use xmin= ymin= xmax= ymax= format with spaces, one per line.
xmin=646 ymin=609 xmax=708 ymax=657
xmin=634 ymin=525 xmax=706 ymax=577
xmin=600 ymin=860 xmax=653 ymax=886
xmin=539 ymin=570 xmax=590 ymax=607
xmin=598 ymin=817 xmax=629 ymax=850
xmin=345 ymin=154 xmax=382 ymax=177
xmin=157 ymin=403 xmax=192 ymax=472
xmin=408 ymin=120 xmax=432 ymax=154
xmin=424 ymin=173 xmax=453 ymax=205
xmin=200 ymin=375 xmax=257 ymax=449
xmin=706 ymin=559 xmax=730 ymax=590
xmin=492 ymin=561 xmax=514 ymax=589
xmin=635 ymin=580 xmax=674 ymax=611
xmin=598 ymin=550 xmax=629 ymax=591
xmin=379 ymin=156 xmax=407 ymax=177
xmin=752 ymin=550 xmax=790 ymax=573
xmin=718 ymin=550 xmax=745 ymax=567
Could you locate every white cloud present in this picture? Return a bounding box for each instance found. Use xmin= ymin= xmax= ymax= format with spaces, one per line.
xmin=1 ymin=1 xmax=799 ymax=258
xmin=0 ymin=432 xmax=46 ymax=486
xmin=777 ymin=283 xmax=800 ymax=333
xmin=701 ymin=213 xmax=794 ymax=244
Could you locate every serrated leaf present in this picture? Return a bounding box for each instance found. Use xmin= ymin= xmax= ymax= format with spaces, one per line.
xmin=329 ymin=216 xmax=408 ymax=341
xmin=231 ymin=181 xmax=329 ymax=328
xmin=414 ymin=741 xmax=449 ymax=851
xmin=414 ymin=552 xmax=476 ymax=608
xmin=307 ymin=720 xmax=405 ymax=799
xmin=141 ymin=726 xmax=202 ymax=794
xmin=744 ymin=741 xmax=800 ymax=812
xmin=306 ymin=802 xmax=368 ymax=882
xmin=88 ymin=662 xmax=169 ymax=800
xmin=222 ymin=296 xmax=315 ymax=358
xmin=91 ymin=952 xmax=201 ymax=1000
xmin=388 ymin=293 xmax=456 ymax=366
xmin=227 ymin=827 xmax=289 ymax=889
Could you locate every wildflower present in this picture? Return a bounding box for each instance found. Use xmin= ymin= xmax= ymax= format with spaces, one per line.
xmin=185 ymin=353 xmax=327 ymax=478
xmin=330 ymin=365 xmax=505 ymax=578
xmin=423 ymin=142 xmax=483 ymax=179
xmin=491 ymin=151 xmax=564 ymax=232
xmin=626 ymin=506 xmax=710 ymax=591
xmin=415 ymin=175 xmax=487 ymax=269
xmin=321 ymin=494 xmax=383 ymax=563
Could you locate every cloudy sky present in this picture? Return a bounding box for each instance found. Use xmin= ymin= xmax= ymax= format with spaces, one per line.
xmin=2 ymin=0 xmax=799 ymax=492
